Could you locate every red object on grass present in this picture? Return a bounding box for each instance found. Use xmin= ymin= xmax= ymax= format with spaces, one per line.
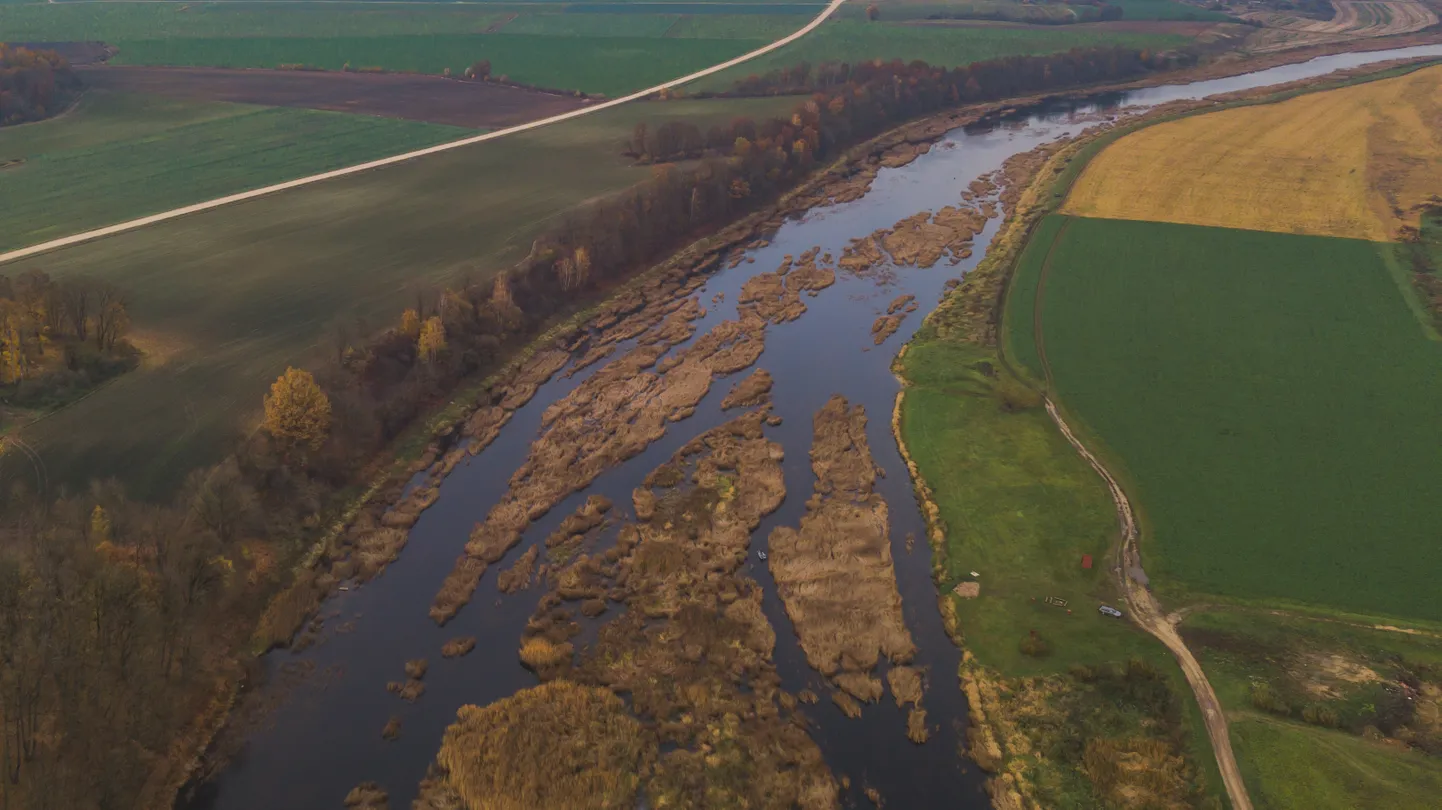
xmin=1081 ymin=554 xmax=1093 ymax=569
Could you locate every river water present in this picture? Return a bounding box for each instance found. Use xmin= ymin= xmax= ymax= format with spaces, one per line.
xmin=183 ymin=44 xmax=1442 ymax=810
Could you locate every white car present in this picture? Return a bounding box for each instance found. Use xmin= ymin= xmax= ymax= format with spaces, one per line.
xmin=1098 ymin=605 xmax=1123 ymax=618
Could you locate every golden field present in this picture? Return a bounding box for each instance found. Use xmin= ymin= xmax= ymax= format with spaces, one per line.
xmin=1064 ymin=65 xmax=1442 ymax=242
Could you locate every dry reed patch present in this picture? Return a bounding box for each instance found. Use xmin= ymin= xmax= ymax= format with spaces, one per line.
xmin=405 ymin=659 xmax=429 ymax=680
xmin=768 ymin=396 xmax=918 ymax=712
xmin=736 ymin=247 xmax=836 ymax=324
xmin=432 ymin=680 xmax=656 ymax=810
xmin=429 ymin=302 xmax=727 ymax=624
xmin=499 ymin=410 xmax=838 ymax=809
xmin=441 ymin=636 xmax=476 ymax=658
xmin=382 ymin=715 xmax=402 ymax=741
xmin=887 ymin=666 xmax=924 ymax=707
xmin=344 ymin=781 xmax=390 ymax=809
xmin=907 ymin=708 xmax=930 ymax=744
xmin=721 ymin=368 xmax=774 ymax=410
xmin=1066 ymin=65 xmax=1442 ymax=241
xmin=495 ymin=545 xmax=538 ymax=594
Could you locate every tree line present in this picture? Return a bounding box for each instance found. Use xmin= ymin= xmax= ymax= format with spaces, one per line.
xmin=0 ymin=46 xmax=81 ymax=128
xmin=0 ymin=272 xmax=135 ymax=414
xmin=0 ymin=43 xmax=1196 ymax=810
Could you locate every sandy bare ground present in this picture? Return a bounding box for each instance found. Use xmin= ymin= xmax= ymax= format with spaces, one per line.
xmin=74 ymin=65 xmax=588 ymax=129
xmin=0 ymin=0 xmax=848 ymax=266
xmin=1243 ymin=0 xmax=1439 ymax=52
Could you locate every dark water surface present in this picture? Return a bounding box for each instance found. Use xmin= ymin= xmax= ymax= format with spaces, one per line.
xmin=184 ymin=44 xmax=1442 ymax=810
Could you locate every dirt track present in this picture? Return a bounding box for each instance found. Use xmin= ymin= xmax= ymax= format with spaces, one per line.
xmin=1032 ymin=226 xmax=1254 ymax=810
xmin=76 ymin=65 xmax=587 ymax=129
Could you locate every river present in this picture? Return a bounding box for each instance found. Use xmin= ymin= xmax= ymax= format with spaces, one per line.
xmin=183 ymin=43 xmax=1442 ymax=810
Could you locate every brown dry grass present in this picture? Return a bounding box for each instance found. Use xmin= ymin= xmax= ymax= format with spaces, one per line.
xmin=887 ymin=666 xmax=924 ymax=707
xmin=405 ymin=659 xmax=429 ymax=680
xmin=721 ymin=368 xmax=774 ymax=410
xmin=495 ymin=545 xmax=538 ymax=594
xmin=907 ymin=708 xmax=930 ymax=744
xmin=768 ymin=396 xmax=917 ymax=701
xmin=1066 ymin=65 xmax=1442 ymax=242
xmin=498 ymin=410 xmax=839 ymax=809
xmin=344 ymin=781 xmax=390 ymax=809
xmin=433 ymin=680 xmax=655 ymax=810
xmin=441 ymin=636 xmax=476 ymax=658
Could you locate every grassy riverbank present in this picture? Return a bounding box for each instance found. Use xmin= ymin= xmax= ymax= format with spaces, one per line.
xmin=925 ymin=58 xmax=1442 ymax=809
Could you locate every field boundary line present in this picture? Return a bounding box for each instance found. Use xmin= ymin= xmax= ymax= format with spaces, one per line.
xmin=0 ymin=0 xmax=847 ymax=266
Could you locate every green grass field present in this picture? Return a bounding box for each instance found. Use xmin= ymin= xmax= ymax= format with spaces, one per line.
xmin=898 ymin=338 xmax=1148 ymax=675
xmin=109 ymin=34 xmax=764 ymax=96
xmin=688 ymin=20 xmax=1191 ymax=89
xmin=0 ymin=96 xmax=795 ymax=498
xmin=899 ymin=268 xmax=1224 ymax=807
xmin=1023 ymin=215 xmax=1442 ymax=622
xmin=0 ymin=90 xmax=472 ymax=253
xmin=1179 ymin=609 xmax=1442 ymax=808
xmin=1232 ymin=717 xmax=1442 ymax=810
xmin=863 ymin=0 xmax=1230 ymax=22
xmin=1108 ymin=0 xmax=1231 ymax=21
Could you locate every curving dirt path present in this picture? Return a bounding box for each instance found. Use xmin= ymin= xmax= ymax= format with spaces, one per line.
xmin=1032 ymin=220 xmax=1254 ymax=810
xmin=0 ymin=0 xmax=847 ymax=266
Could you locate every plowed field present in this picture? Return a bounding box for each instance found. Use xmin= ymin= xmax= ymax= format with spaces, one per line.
xmin=1064 ymin=64 xmax=1442 ymax=241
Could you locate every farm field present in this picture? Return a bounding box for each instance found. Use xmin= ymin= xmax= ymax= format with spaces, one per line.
xmin=77 ymin=65 xmax=587 ymax=128
xmin=0 ymin=89 xmax=472 ymax=253
xmin=867 ymin=0 xmax=1230 ymax=22
xmin=1064 ymin=63 xmax=1442 ymax=241
xmin=1177 ymin=609 xmax=1442 ymax=808
xmin=0 ymin=2 xmax=814 ymax=95
xmin=1025 ymin=215 xmax=1442 ymax=621
xmin=687 ymin=19 xmax=1193 ymax=88
xmin=0 ymin=95 xmax=796 ymax=497
xmin=106 ymin=34 xmax=764 ymax=97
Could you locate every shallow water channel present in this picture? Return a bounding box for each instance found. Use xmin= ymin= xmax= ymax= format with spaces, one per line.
xmin=185 ymin=44 xmax=1442 ymax=810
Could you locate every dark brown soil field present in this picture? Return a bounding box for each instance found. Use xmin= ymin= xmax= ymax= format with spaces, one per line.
xmin=74 ymin=65 xmax=589 ymax=128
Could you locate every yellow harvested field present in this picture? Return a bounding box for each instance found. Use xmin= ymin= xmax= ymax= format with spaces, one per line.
xmin=1064 ymin=65 xmax=1442 ymax=242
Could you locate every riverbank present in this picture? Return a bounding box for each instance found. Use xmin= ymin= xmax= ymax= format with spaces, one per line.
xmin=892 ymin=52 xmax=1442 ymax=810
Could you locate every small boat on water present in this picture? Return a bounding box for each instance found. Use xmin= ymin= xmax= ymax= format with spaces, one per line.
xmin=757 ymin=550 xmax=768 ymax=561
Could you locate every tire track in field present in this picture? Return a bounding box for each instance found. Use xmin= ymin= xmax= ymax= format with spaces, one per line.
xmin=1030 ymin=219 xmax=1256 ymax=810
xmin=0 ymin=0 xmax=848 ymax=265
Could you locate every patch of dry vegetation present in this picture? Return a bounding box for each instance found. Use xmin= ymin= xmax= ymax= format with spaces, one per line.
xmin=736 ymin=247 xmax=837 ymax=324
xmin=441 ymin=636 xmax=476 ymax=658
xmin=1066 ymin=65 xmax=1442 ymax=241
xmin=962 ymin=657 xmax=1205 ymax=808
xmin=721 ymin=368 xmax=774 ymax=410
xmin=768 ymin=396 xmax=919 ymax=719
xmin=344 ymin=781 xmax=390 ymax=809
xmin=428 ymin=680 xmax=656 ymax=810
xmin=495 ymin=545 xmax=538 ymax=594
xmin=431 ymin=237 xmax=843 ymax=623
xmin=482 ymin=410 xmax=839 ymax=808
